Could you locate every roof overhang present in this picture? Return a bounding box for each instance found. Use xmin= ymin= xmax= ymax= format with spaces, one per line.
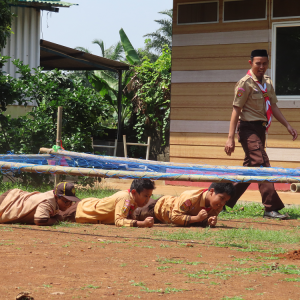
xmin=40 ymin=40 xmax=130 ymax=72
xmin=16 ymin=0 xmax=78 ymax=12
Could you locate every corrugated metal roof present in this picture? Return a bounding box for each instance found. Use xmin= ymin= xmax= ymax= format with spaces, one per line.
xmin=18 ymin=0 xmax=77 ymax=7
xmin=40 ymin=40 xmax=130 ymax=72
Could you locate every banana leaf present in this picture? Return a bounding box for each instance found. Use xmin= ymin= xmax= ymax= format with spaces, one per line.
xmin=119 ymin=28 xmax=141 ymax=65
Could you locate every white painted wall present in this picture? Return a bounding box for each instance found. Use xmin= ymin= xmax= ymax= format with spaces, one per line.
xmin=1 ymin=6 xmax=40 ymax=78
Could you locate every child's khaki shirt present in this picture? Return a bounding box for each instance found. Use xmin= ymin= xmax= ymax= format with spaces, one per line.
xmin=154 ymin=189 xmax=222 ymax=226
xmin=75 ymin=190 xmax=137 ymax=227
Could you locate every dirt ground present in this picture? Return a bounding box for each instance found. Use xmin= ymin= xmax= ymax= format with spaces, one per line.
xmin=1 ymin=218 xmax=300 ymax=300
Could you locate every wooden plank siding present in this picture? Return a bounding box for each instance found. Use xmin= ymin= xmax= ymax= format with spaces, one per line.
xmin=172 ymin=57 xmax=250 ymax=71
xmin=171 ymin=96 xmax=300 ymax=109
xmin=172 ymin=43 xmax=269 ymax=59
xmin=170 ymin=133 xmax=300 ymax=149
xmin=170 ymin=0 xmax=300 ymax=170
xmin=171 ymin=83 xmax=235 ymax=96
xmin=170 ymin=157 xmax=300 ymax=169
xmin=170 ymin=120 xmax=300 ymax=135
xmin=171 ymin=108 xmax=300 ymax=122
xmin=173 ymin=0 xmax=300 ymax=35
xmin=170 ymin=145 xmax=300 ymax=162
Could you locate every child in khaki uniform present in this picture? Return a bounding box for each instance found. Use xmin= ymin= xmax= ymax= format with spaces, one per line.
xmin=132 ymin=183 xmax=234 ymax=227
xmin=61 ymin=179 xmax=155 ymax=228
xmin=0 ymin=182 xmax=80 ymax=226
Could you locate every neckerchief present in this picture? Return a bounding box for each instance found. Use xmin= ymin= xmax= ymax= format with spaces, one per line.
xmin=200 ymin=189 xmax=211 ymax=211
xmin=247 ymin=70 xmax=273 ymax=131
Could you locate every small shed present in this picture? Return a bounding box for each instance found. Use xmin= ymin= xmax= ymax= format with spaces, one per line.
xmin=1 ymin=0 xmax=78 ymax=78
xmin=170 ymin=0 xmax=300 ymax=170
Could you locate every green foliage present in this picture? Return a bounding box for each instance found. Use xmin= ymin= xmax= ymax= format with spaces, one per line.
xmin=143 ymin=9 xmax=173 ymax=54
xmin=89 ymin=69 xmax=134 ymax=128
xmin=0 ymin=0 xmax=18 ymax=50
xmin=0 ymin=59 xmax=109 ymax=155
xmin=119 ymin=28 xmax=141 ymax=65
xmin=0 ymin=58 xmax=110 ymax=186
xmin=130 ymin=47 xmax=171 ymax=145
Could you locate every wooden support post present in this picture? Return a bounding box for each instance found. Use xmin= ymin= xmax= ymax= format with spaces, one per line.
xmin=123 ymin=135 xmax=128 ymax=158
xmin=54 ymin=106 xmax=63 ymax=186
xmin=113 ymin=139 xmax=118 ymax=157
xmin=145 ymin=136 xmax=151 ymax=160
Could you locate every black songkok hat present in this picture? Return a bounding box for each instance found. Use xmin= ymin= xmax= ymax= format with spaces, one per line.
xmin=251 ymin=49 xmax=268 ymax=58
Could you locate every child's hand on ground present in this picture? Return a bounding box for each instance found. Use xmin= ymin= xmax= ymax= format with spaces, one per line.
xmin=142 ymin=217 xmax=154 ymax=228
xmin=208 ymin=216 xmax=217 ymax=227
xmin=197 ymin=209 xmax=208 ymax=222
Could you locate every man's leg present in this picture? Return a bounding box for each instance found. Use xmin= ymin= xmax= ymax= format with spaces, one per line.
xmin=258 ymin=182 xmax=284 ymax=212
xmin=225 ymin=182 xmax=250 ymax=208
xmin=240 ymin=122 xmax=285 ymax=217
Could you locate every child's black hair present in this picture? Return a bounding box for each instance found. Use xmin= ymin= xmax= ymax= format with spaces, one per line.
xmin=130 ymin=179 xmax=155 ymax=194
xmin=208 ymin=182 xmax=235 ymax=198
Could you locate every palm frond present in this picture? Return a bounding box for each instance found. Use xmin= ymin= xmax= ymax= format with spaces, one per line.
xmin=111 ymin=41 xmax=124 ymax=61
xmin=158 ymin=9 xmax=173 ymax=18
xmin=143 ymin=8 xmax=173 ymax=53
xmin=92 ymin=39 xmax=105 ymax=57
xmin=74 ymin=46 xmax=91 ymax=53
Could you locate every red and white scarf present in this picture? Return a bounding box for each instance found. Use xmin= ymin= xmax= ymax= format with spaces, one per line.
xmin=247 ymin=70 xmax=272 ymax=131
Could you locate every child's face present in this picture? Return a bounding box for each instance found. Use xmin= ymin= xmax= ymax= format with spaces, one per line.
xmin=208 ymin=189 xmax=231 ymax=210
xmin=132 ymin=189 xmax=153 ymax=207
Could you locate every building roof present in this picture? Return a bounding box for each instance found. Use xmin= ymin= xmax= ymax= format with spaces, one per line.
xmin=18 ymin=0 xmax=77 ymax=8
xmin=40 ymin=40 xmax=130 ymax=72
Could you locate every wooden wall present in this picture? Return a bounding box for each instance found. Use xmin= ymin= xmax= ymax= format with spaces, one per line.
xmin=170 ymin=0 xmax=300 ymax=169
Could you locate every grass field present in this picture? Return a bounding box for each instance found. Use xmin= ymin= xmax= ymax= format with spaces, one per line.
xmin=0 ymin=183 xmax=300 ymax=299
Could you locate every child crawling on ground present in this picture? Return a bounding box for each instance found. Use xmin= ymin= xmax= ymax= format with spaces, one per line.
xmin=0 ymin=182 xmax=81 ymax=226
xmin=132 ymin=182 xmax=235 ymax=227
xmin=60 ymin=178 xmax=155 ymax=228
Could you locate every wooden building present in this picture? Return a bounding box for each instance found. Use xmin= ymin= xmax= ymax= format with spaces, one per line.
xmin=170 ymin=0 xmax=300 ymax=170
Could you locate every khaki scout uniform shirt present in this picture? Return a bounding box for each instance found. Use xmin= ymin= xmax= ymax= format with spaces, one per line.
xmin=233 ymin=70 xmax=278 ymax=121
xmin=0 ymin=189 xmax=59 ymax=224
xmin=154 ymin=189 xmax=222 ymax=226
xmin=75 ymin=190 xmax=137 ymax=227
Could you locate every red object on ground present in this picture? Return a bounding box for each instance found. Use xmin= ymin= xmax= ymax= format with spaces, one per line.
xmin=165 ymin=181 xmax=290 ymax=191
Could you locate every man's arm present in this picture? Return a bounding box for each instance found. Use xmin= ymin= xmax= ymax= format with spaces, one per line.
xmin=271 ymin=103 xmax=298 ymax=141
xmin=225 ymin=106 xmax=242 ymax=156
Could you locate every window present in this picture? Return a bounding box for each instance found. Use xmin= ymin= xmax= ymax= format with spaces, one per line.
xmin=273 ymin=0 xmax=300 ymax=19
xmin=272 ymin=22 xmax=300 ymax=98
xmin=223 ymin=0 xmax=266 ymax=22
xmin=177 ymin=1 xmax=218 ymax=25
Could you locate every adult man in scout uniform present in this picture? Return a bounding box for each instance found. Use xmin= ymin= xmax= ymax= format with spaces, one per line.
xmin=0 ymin=182 xmax=81 ymax=225
xmin=224 ymin=49 xmax=298 ymax=219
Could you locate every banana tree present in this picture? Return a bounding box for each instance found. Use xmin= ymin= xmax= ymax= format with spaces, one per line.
xmin=89 ymin=70 xmax=133 ymax=128
xmin=89 ymin=28 xmax=141 ymax=139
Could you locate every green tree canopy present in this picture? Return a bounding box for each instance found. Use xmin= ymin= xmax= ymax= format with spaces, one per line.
xmin=0 ymin=0 xmax=17 ymax=51
xmin=143 ymin=9 xmax=173 ymax=54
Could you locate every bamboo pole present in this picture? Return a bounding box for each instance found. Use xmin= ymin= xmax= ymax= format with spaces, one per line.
xmin=1 ymin=161 xmax=300 ymax=183
xmin=55 ymin=106 xmax=63 ymax=186
xmin=39 ymin=147 xmax=300 ymax=176
xmin=290 ymin=183 xmax=300 ymax=192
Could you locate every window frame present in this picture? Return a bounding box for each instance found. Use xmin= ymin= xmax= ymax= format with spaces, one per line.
xmin=222 ymin=0 xmax=267 ymax=23
xmin=272 ymin=0 xmax=300 ymax=20
xmin=271 ymin=21 xmax=300 ymax=100
xmin=177 ymin=1 xmax=219 ymax=26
